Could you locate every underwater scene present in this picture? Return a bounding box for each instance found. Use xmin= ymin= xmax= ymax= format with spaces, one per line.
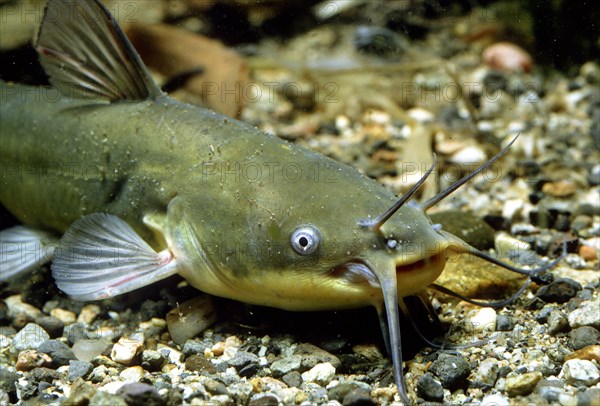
xmin=0 ymin=0 xmax=598 ymax=405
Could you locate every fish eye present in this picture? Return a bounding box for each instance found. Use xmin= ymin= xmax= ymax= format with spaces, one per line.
xmin=290 ymin=226 xmax=321 ymax=255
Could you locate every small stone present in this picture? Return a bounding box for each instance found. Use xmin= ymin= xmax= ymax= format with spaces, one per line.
xmin=116 ymin=382 xmax=165 ymax=406
xmin=416 ymin=373 xmax=444 ymax=402
xmin=483 ymin=42 xmax=533 ymax=72
xmin=536 ymin=278 xmax=582 ymax=303
xmin=569 ymin=298 xmax=600 ymax=329
xmin=464 ymin=307 xmax=496 ymax=332
xmin=228 ymin=350 xmax=259 ymax=372
xmin=547 ymin=310 xmax=569 ymax=335
xmin=111 ymin=336 xmax=144 ymax=366
xmin=15 ymin=350 xmax=52 ymax=371
xmin=120 ymin=366 xmax=145 ymax=382
xmin=481 ymin=393 xmax=509 ymax=406
xmin=570 ymin=327 xmax=600 ymax=350
xmin=542 ymin=181 xmax=577 ymax=197
xmin=184 ymin=354 xmax=216 ymax=374
xmin=248 ymin=393 xmax=280 ymax=406
xmin=429 ymin=354 xmax=470 ymax=389
xmin=578 ymin=388 xmax=600 ymax=406
xmin=342 ymin=389 xmax=375 ymax=406
xmin=0 ymin=369 xmax=19 ymax=401
xmin=35 ymin=316 xmax=64 ymax=338
xmin=562 ymin=359 xmax=600 ymax=386
xmin=77 ymin=304 xmax=101 ymax=325
xmin=4 ymin=295 xmax=41 ymax=320
xmin=294 ymin=342 xmax=341 ymax=369
xmin=271 ymin=355 xmax=302 ymax=377
xmin=72 ymin=338 xmax=111 ymax=362
xmin=496 ymin=315 xmax=515 ymax=331
xmin=141 ymin=350 xmax=165 ymax=372
xmin=38 ymin=339 xmax=77 ymax=368
xmin=68 ymin=360 xmax=93 ymax=381
xmin=11 ymin=323 xmax=50 ymax=354
xmin=474 ymin=358 xmax=499 ymax=386
xmin=506 ymin=371 xmax=542 ymax=397
xmin=579 ymin=245 xmax=598 ymax=261
xmin=204 ymin=379 xmax=229 ymax=396
xmin=64 ymin=323 xmax=86 ymax=346
xmin=537 ymin=378 xmax=564 ymax=403
xmin=567 ymin=345 xmax=600 ymax=362
xmin=449 ymin=145 xmax=486 ymax=167
xmin=50 ymin=308 xmax=77 ymax=325
xmin=301 ymin=362 xmax=336 ymax=385
xmin=282 ymin=371 xmax=303 ymax=388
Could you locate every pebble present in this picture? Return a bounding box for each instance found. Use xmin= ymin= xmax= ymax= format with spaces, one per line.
xmin=474 ymin=358 xmax=499 ymax=386
xmin=301 ymin=362 xmax=336 ymax=385
xmin=184 ymin=354 xmax=216 ymax=374
xmin=282 ymin=371 xmax=303 ymax=388
xmin=50 ymin=308 xmax=77 ymax=325
xmin=579 ymin=245 xmax=598 ymax=261
xmin=567 ymin=345 xmax=600 ymax=362
xmin=35 ymin=316 xmax=64 ymax=338
xmin=38 ymin=339 xmax=77 ymax=368
xmin=561 ymin=359 xmax=600 ymax=386
xmin=11 ymin=323 xmax=50 ymax=354
xmin=120 ymin=366 xmax=145 ymax=382
xmin=77 ymin=304 xmax=101 ymax=325
xmin=4 ymin=295 xmax=41 ymax=320
xmin=141 ymin=350 xmax=166 ymax=372
xmin=547 ymin=310 xmax=570 ymax=335
xmin=116 ymin=382 xmax=165 ymax=406
xmin=68 ymin=360 xmax=94 ymax=381
xmin=448 ymin=145 xmax=486 ymax=167
xmin=506 ymin=372 xmax=542 ymax=396
xmin=271 ymin=355 xmax=302 ymax=377
xmin=111 ymin=336 xmax=144 ymax=366
xmin=429 ymin=354 xmax=470 ymax=389
xmin=72 ymin=338 xmax=111 ymax=362
xmin=166 ymin=295 xmax=217 ymax=345
xmin=542 ymin=180 xmax=578 ymax=197
xmin=481 ymin=393 xmax=509 ymax=406
xmin=496 ymin=315 xmax=515 ymax=331
xmin=482 ymin=42 xmax=533 ymax=73
xmin=569 ymin=298 xmax=600 ymax=329
xmin=464 ymin=307 xmax=497 ymax=332
xmin=495 ymin=232 xmax=530 ymax=256
xmin=570 ymin=327 xmax=600 ymax=350
xmin=416 ymin=373 xmax=444 ymax=402
xmin=15 ymin=350 xmax=52 ymax=371
xmin=342 ymin=389 xmax=375 ymax=405
xmin=536 ymin=278 xmax=582 ymax=303
xmin=294 ymin=343 xmax=341 ymax=369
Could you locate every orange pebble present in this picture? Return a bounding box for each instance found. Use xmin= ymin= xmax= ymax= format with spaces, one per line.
xmin=483 ymin=42 xmax=533 ymax=73
xmin=579 ymin=245 xmax=598 ymax=261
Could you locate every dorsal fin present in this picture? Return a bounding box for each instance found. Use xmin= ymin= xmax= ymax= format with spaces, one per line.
xmin=35 ymin=0 xmax=163 ymax=102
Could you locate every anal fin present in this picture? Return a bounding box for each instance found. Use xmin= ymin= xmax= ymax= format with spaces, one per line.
xmin=0 ymin=227 xmax=58 ymax=281
xmin=52 ymin=213 xmax=178 ymax=301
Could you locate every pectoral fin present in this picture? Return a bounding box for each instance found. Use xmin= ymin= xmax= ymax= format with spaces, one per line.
xmin=0 ymin=227 xmax=58 ymax=281
xmin=51 ymin=213 xmax=178 ymax=300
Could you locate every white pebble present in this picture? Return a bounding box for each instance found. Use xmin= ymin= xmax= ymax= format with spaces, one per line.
xmin=120 ymin=366 xmax=145 ymax=382
xmin=495 ymin=232 xmax=531 ymax=256
xmin=72 ymin=339 xmax=110 ymax=362
xmin=465 ymin=307 xmax=497 ymax=333
xmin=568 ymin=298 xmax=600 ymax=329
xmin=481 ymin=393 xmax=509 ymax=406
xmin=111 ymin=336 xmax=143 ymax=365
xmin=475 ymin=358 xmax=499 ymax=385
xmin=561 ymin=359 xmax=600 ymax=386
xmin=449 ymin=146 xmax=486 ymax=167
xmin=301 ymin=362 xmax=336 ymax=385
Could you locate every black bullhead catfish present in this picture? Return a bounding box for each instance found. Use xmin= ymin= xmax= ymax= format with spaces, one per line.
xmin=0 ymin=0 xmax=560 ymax=403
